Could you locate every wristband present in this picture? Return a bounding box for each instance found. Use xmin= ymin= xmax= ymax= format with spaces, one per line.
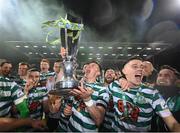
xmin=84 ymin=99 xmax=94 ymax=107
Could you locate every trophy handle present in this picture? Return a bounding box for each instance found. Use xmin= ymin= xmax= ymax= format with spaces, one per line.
xmin=60 ymin=29 xmax=78 ymax=59
xmin=60 ymin=28 xmax=67 ymax=49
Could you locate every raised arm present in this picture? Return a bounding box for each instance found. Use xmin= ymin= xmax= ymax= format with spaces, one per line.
xmin=70 ymin=83 xmax=108 ymax=126
xmin=163 ymin=115 xmax=180 ymax=132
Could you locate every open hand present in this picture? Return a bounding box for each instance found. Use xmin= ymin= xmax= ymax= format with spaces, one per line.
xmin=60 ymin=47 xmax=68 ymax=58
xmin=69 ymin=82 xmax=93 ymax=101
xmin=24 ymin=79 xmax=36 ymax=94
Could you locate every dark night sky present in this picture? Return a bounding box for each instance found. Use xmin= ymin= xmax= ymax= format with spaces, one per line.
xmin=61 ymin=0 xmax=180 ymax=70
xmin=0 ymin=0 xmax=180 ymax=71
xmin=61 ymin=0 xmax=146 ymax=41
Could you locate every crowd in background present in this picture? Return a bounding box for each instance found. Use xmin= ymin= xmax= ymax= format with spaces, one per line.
xmin=0 ymin=57 xmax=180 ymax=132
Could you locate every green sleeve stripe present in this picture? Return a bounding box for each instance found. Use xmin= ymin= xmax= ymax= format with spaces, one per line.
xmin=73 ymin=104 xmax=91 ymax=117
xmin=11 ymin=84 xmax=20 ymax=94
xmin=96 ymin=99 xmax=108 ymax=107
xmin=0 ymin=96 xmax=11 ymax=101
xmin=139 ymin=111 xmax=153 ymax=117
xmin=114 ymin=121 xmax=131 ymax=132
xmin=68 ymin=121 xmax=81 ymax=132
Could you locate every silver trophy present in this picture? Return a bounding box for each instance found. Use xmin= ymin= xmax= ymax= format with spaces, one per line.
xmin=49 ymin=13 xmax=83 ymax=96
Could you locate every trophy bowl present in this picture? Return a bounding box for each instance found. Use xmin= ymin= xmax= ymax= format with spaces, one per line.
xmin=49 ymin=60 xmax=79 ymax=96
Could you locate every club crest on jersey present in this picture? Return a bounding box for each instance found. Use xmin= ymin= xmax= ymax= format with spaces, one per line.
xmin=29 ymin=101 xmax=41 ymax=112
xmin=117 ymin=99 xmax=140 ymax=122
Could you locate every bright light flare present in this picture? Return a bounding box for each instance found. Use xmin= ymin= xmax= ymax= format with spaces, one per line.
xmin=174 ymin=0 xmax=180 ymax=7
xmin=168 ymin=0 xmax=180 ymax=12
xmin=0 ymin=0 xmax=5 ymax=8
xmin=0 ymin=0 xmax=8 ymax=12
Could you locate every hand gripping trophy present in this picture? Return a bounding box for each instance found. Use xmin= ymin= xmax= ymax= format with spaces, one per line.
xmin=48 ymin=13 xmax=83 ymax=96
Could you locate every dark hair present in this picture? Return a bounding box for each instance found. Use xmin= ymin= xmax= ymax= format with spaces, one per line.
xmin=54 ymin=59 xmax=63 ymax=69
xmin=104 ymin=68 xmax=115 ymax=73
xmin=160 ymin=65 xmax=180 ymax=78
xmin=27 ymin=68 xmax=39 ymax=73
xmin=18 ymin=62 xmax=30 ymax=68
xmin=122 ymin=57 xmax=143 ymax=67
xmin=0 ymin=61 xmax=12 ymax=67
xmin=41 ymin=58 xmax=50 ymax=65
xmin=55 ymin=59 xmax=62 ymax=63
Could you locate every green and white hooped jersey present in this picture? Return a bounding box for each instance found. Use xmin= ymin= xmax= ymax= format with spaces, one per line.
xmin=16 ymin=79 xmax=26 ymax=89
xmin=167 ymin=95 xmax=180 ymax=112
xmin=56 ymin=96 xmax=74 ymax=132
xmin=108 ymin=81 xmax=172 ymax=132
xmin=68 ymin=82 xmax=109 ymax=132
xmin=13 ymin=76 xmax=26 ymax=88
xmin=100 ymin=94 xmax=115 ymax=132
xmin=18 ymin=79 xmax=26 ymax=88
xmin=27 ymin=86 xmax=48 ymax=119
xmin=40 ymin=71 xmax=55 ymax=82
xmin=0 ymin=76 xmax=26 ymax=117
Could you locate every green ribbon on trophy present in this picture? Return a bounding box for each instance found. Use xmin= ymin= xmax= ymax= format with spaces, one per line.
xmin=42 ymin=16 xmax=84 ymax=45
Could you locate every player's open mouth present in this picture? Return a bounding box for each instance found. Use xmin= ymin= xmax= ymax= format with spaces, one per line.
xmin=135 ymin=74 xmax=142 ymax=80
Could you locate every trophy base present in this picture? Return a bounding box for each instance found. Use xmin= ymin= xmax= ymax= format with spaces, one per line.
xmin=49 ymin=80 xmax=78 ymax=96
